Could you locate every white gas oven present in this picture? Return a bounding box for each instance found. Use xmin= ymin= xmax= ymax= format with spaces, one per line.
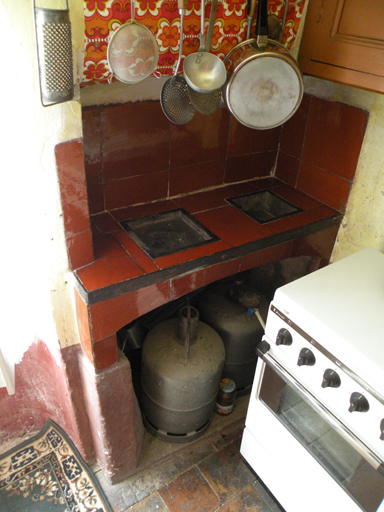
xmin=241 ymin=248 xmax=384 ymax=512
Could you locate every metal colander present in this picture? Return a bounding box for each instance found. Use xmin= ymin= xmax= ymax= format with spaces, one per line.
xmin=34 ymin=2 xmax=74 ymax=106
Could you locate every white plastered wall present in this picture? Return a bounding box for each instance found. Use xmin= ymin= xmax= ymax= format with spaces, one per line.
xmin=1 ymin=0 xmax=84 ymax=393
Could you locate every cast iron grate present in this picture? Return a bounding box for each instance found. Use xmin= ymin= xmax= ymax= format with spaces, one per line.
xmin=120 ymin=208 xmax=219 ymax=259
xmin=226 ymin=190 xmax=302 ymax=224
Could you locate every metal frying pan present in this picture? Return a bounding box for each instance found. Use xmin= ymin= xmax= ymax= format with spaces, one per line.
xmin=160 ymin=0 xmax=195 ymax=124
xmin=107 ymin=0 xmax=159 ymax=84
xmin=222 ymin=0 xmax=304 ymax=130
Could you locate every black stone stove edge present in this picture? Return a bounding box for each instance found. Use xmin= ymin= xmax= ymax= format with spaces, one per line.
xmin=74 ymin=214 xmax=342 ymax=306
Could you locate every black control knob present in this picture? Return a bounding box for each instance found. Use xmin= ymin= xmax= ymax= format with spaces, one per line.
xmin=348 ymin=392 xmax=369 ymax=413
xmin=297 ymin=348 xmax=316 ymax=366
xmin=321 ymin=369 xmax=341 ymax=388
xmin=276 ymin=328 xmax=293 ymax=346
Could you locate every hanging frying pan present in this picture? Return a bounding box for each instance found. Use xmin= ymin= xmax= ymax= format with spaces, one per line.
xmin=222 ymin=0 xmax=303 ymax=130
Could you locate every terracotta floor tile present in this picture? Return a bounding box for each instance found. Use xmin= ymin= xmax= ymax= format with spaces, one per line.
xmin=216 ymin=485 xmax=269 ymax=512
xmin=158 ymin=466 xmax=220 ymax=512
xmin=198 ymin=441 xmax=255 ymax=504
xmin=91 ymin=212 xmax=121 ymax=234
xmin=266 ymin=209 xmax=326 ymax=234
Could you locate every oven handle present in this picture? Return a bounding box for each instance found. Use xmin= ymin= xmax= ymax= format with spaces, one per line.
xmin=256 ymin=342 xmax=384 ymax=476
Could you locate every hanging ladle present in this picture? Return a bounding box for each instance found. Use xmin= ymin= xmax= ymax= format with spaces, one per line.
xmin=183 ymin=0 xmax=226 ymax=93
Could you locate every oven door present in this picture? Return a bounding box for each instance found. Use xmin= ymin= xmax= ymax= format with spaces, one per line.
xmin=240 ymin=340 xmax=384 ymax=512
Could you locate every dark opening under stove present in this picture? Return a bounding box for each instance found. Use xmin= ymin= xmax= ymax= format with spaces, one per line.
xmin=120 ymin=208 xmax=219 ymax=259
xmin=226 ymin=190 xmax=302 ymax=224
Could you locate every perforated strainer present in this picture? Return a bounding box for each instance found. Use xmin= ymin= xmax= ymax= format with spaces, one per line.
xmin=107 ymin=0 xmax=159 ymax=84
xmin=160 ymin=0 xmax=195 ymax=125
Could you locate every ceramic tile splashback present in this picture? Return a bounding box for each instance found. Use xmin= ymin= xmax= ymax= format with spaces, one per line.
xmin=83 ymin=0 xmax=307 ymax=85
xmin=82 ymin=94 xmax=368 ymax=218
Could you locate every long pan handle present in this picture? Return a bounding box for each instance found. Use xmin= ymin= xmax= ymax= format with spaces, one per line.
xmin=205 ymin=0 xmax=218 ymax=50
xmin=256 ymin=0 xmax=268 ymax=48
xmin=175 ymin=0 xmax=187 ymax=76
xmin=246 ymin=0 xmax=257 ymax=39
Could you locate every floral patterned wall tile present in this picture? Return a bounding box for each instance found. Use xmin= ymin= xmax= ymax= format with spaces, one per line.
xmin=83 ymin=0 xmax=307 ymax=85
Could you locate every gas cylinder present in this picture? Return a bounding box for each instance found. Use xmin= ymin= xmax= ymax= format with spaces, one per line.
xmin=198 ymin=282 xmax=269 ymax=395
xmin=141 ymin=305 xmax=225 ymax=442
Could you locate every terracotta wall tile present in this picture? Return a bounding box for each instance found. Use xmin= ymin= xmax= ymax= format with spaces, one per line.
xmin=87 ymin=184 xmax=105 ymax=215
xmin=67 ymin=230 xmax=94 ymax=270
xmin=170 ymin=109 xmax=230 ymax=168
xmin=56 ymin=140 xmax=92 ymax=237
xmin=169 ymin=160 xmax=226 ymax=196
xmin=225 ymin=151 xmax=276 ymax=183
xmin=302 ymin=97 xmax=368 ymax=180
xmin=93 ymin=334 xmax=118 ymax=371
xmin=227 ymin=120 xmax=280 ymax=156
xmin=280 ymin=93 xmax=311 ymax=158
xmin=104 ymin=171 xmax=169 ymax=210
xmin=101 ymin=101 xmax=170 ymax=181
xmin=275 ymin=151 xmax=300 ymax=187
xmin=297 ymin=162 xmax=351 ymax=211
xmin=74 ymin=289 xmax=93 ymax=364
xmin=170 ymin=260 xmax=240 ymax=300
xmin=82 ymin=108 xmax=102 ymax=187
xmin=239 ymin=242 xmax=292 ymax=272
xmin=90 ymin=282 xmax=170 ymax=341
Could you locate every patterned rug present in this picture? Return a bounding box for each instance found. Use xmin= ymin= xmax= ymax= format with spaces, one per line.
xmin=0 ymin=420 xmax=113 ymax=512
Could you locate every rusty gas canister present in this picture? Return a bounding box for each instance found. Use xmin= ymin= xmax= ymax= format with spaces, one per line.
xmin=215 ymin=378 xmax=236 ymax=415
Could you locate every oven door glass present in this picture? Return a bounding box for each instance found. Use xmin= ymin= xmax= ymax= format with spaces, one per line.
xmin=259 ymin=362 xmax=384 ymax=512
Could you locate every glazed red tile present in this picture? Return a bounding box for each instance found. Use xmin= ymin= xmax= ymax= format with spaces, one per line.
xmin=170 ymin=108 xmax=230 ymax=168
xmin=74 ymin=289 xmax=93 ymax=364
xmin=275 ymin=151 xmax=300 ymax=187
xmin=291 ymin=224 xmax=339 ymax=264
xmin=227 ymin=177 xmax=277 ymax=196
xmin=93 ymin=334 xmax=118 ymax=371
xmin=225 ymin=151 xmax=277 ymax=183
xmin=266 ymin=209 xmax=328 ymax=234
xmin=104 ymin=170 xmax=168 ymax=210
xmin=169 ymin=160 xmax=225 ymax=196
xmin=280 ymin=93 xmax=311 ymax=158
xmin=91 ymin=212 xmax=120 ymax=234
xmin=172 ymin=186 xmax=236 ymax=213
xmin=271 ymin=183 xmax=323 ymax=210
xmin=92 ymin=233 xmax=127 ymax=260
xmin=170 ymin=260 xmax=240 ymax=300
xmin=302 ymin=97 xmax=367 ymax=179
xmin=227 ymin=118 xmax=281 ymax=156
xmin=195 ymin=206 xmax=273 ymax=247
xmin=297 ymin=162 xmax=351 ymax=211
xmin=56 ymin=140 xmax=91 ymax=237
xmin=87 ymin=183 xmax=105 ymax=215
xmin=76 ymin=254 xmax=143 ymax=291
xmin=112 ymin=229 xmax=159 ymax=274
xmin=239 ymin=242 xmax=292 ymax=272
xmin=101 ymin=101 xmax=170 ymax=181
xmin=154 ymin=240 xmax=231 ymax=269
xmin=110 ymin=199 xmax=179 ymax=222
xmin=82 ymin=107 xmax=102 ymax=186
xmin=317 ymin=205 xmax=341 ymax=219
xmin=90 ymin=282 xmax=170 ymax=341
xmin=66 ymin=230 xmax=94 ymax=270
